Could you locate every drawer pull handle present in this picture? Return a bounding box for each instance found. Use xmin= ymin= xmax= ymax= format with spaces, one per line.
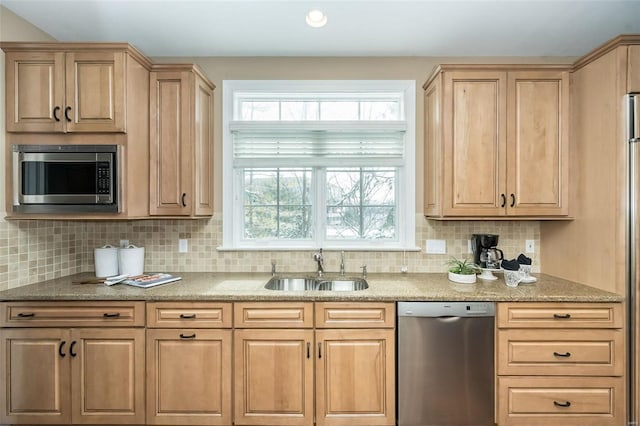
xmin=69 ymin=341 xmax=77 ymax=357
xmin=553 ymin=313 xmax=571 ymax=319
xmin=318 ymin=343 xmax=322 ymax=359
xmin=179 ymin=314 xmax=196 ymax=319
xmin=103 ymin=312 xmax=121 ymax=318
xmin=510 ymin=193 xmax=516 ymax=207
xmin=64 ymin=106 xmax=72 ymax=122
xmin=53 ymin=106 xmax=61 ymax=122
xmin=17 ymin=312 xmax=35 ymax=318
xmin=554 ymin=400 xmax=571 ymax=408
xmin=500 ymin=193 xmax=506 ymax=208
xmin=553 ymin=351 xmax=572 ymax=357
xmin=180 ymin=333 xmax=196 ymax=339
xmin=307 ymin=342 xmax=310 ymax=359
xmin=59 ymin=341 xmax=66 ymax=357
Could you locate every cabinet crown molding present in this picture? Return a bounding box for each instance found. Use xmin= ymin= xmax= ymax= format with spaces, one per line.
xmin=0 ymin=41 xmax=153 ymax=70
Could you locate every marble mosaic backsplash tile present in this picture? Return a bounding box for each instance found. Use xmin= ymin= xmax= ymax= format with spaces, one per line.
xmin=0 ymin=214 xmax=540 ymax=290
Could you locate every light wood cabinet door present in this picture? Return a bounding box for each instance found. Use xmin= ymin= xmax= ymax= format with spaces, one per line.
xmin=4 ymin=51 xmax=65 ymax=132
xmin=506 ymin=71 xmax=569 ymax=215
xmin=65 ymin=51 xmax=126 ymax=132
xmin=442 ymin=71 xmax=507 ymax=216
xmin=0 ymin=328 xmax=71 ymax=424
xmin=234 ymin=329 xmax=314 ymax=426
xmin=149 ymin=70 xmax=193 ymax=216
xmin=71 ymin=328 xmax=145 ymax=424
xmin=147 ymin=329 xmax=232 ymax=425
xmin=149 ymin=68 xmax=214 ymax=217
xmin=315 ymin=329 xmax=395 ymax=426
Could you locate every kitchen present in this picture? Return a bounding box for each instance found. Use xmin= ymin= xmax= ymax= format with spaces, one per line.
xmin=0 ymin=1 xmax=639 ymax=426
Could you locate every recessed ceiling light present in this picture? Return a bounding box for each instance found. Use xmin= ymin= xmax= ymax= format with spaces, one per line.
xmin=306 ymin=9 xmax=327 ymax=28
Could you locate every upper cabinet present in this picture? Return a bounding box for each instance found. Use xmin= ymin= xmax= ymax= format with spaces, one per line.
xmin=149 ymin=65 xmax=215 ymax=217
xmin=4 ymin=46 xmax=131 ymax=133
xmin=424 ymin=65 xmax=570 ymax=219
xmin=1 ymin=43 xmax=216 ymax=220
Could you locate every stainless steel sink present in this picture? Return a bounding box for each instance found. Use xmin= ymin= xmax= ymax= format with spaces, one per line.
xmin=264 ymin=276 xmax=368 ymax=291
xmin=316 ymin=279 xmax=369 ymax=291
xmin=264 ymin=277 xmax=317 ymax=291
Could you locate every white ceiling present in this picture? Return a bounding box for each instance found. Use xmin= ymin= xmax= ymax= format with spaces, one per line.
xmin=2 ymin=0 xmax=640 ymax=57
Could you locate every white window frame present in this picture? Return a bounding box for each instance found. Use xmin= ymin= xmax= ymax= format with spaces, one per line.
xmin=220 ymin=80 xmax=416 ymax=251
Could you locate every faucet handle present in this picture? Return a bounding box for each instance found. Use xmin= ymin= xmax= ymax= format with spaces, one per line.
xmin=360 ymin=265 xmax=367 ymax=278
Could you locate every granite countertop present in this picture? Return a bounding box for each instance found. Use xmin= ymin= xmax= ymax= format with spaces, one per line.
xmin=0 ymin=272 xmax=624 ymax=302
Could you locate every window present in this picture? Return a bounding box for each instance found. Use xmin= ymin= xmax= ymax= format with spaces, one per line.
xmin=222 ymin=80 xmax=415 ymax=250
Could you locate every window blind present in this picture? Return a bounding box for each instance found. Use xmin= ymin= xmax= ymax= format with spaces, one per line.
xmin=230 ymin=121 xmax=406 ymax=167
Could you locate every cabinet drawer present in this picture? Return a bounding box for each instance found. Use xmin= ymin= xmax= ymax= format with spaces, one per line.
xmin=234 ymin=302 xmax=313 ymax=328
xmin=0 ymin=301 xmax=145 ymax=327
xmin=315 ymin=302 xmax=395 ymax=328
xmin=147 ymin=302 xmax=231 ymax=328
xmin=497 ymin=329 xmax=624 ymax=376
xmin=497 ymin=376 xmax=624 ymax=426
xmin=497 ymin=303 xmax=622 ymax=329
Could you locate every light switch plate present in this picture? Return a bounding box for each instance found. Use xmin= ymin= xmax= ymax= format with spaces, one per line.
xmin=178 ymin=239 xmax=188 ymax=253
xmin=425 ymin=239 xmax=447 ymax=254
xmin=467 ymin=239 xmax=473 ymax=253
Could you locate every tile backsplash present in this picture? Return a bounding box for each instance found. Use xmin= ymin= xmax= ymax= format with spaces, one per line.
xmin=0 ymin=214 xmax=540 ymax=290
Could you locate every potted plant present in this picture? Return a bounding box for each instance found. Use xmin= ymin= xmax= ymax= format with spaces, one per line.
xmin=446 ymin=257 xmax=480 ymax=284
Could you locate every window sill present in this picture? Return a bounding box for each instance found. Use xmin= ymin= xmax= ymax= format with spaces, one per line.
xmin=216 ymin=245 xmax=422 ymax=252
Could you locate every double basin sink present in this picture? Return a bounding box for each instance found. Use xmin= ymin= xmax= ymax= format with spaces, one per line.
xmin=265 ymin=276 xmax=369 ymax=292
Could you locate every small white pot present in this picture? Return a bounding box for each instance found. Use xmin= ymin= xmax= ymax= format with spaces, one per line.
xmin=448 ymin=271 xmax=477 ymax=284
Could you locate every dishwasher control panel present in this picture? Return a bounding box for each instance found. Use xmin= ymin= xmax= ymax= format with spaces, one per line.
xmin=397 ymin=301 xmax=495 ymax=317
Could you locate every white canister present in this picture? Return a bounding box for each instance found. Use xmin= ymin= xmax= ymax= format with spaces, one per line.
xmin=118 ymin=244 xmax=145 ymax=276
xmin=94 ymin=245 xmax=119 ymax=278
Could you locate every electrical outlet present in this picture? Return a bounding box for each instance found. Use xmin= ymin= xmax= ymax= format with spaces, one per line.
xmin=467 ymin=239 xmax=473 ymax=254
xmin=525 ymin=240 xmax=535 ymax=253
xmin=119 ymin=239 xmax=129 ymax=248
xmin=425 ymin=239 xmax=447 ymax=254
xmin=178 ymin=239 xmax=188 ymax=253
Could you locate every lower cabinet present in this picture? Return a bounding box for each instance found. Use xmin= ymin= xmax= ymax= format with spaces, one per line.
xmin=146 ymin=302 xmax=233 ymax=425
xmin=496 ymin=302 xmax=625 ymax=425
xmin=1 ymin=327 xmax=145 ymax=425
xmin=234 ymin=329 xmax=315 ymax=426
xmin=233 ymin=302 xmax=396 ymax=426
xmin=315 ymin=329 xmax=395 ymax=426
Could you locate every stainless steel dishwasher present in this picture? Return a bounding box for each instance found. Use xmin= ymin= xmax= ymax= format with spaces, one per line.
xmin=397 ymin=301 xmax=496 ymax=426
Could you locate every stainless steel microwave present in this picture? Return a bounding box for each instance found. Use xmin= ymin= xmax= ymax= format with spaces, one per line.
xmin=12 ymin=144 xmax=119 ymax=213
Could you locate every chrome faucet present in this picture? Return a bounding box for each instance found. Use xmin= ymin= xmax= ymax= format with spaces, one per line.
xmin=339 ymin=251 xmax=345 ymax=276
xmin=313 ymin=248 xmax=324 ymax=277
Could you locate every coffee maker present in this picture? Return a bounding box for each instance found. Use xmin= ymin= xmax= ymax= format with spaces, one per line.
xmin=472 ymin=234 xmax=504 ymax=269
